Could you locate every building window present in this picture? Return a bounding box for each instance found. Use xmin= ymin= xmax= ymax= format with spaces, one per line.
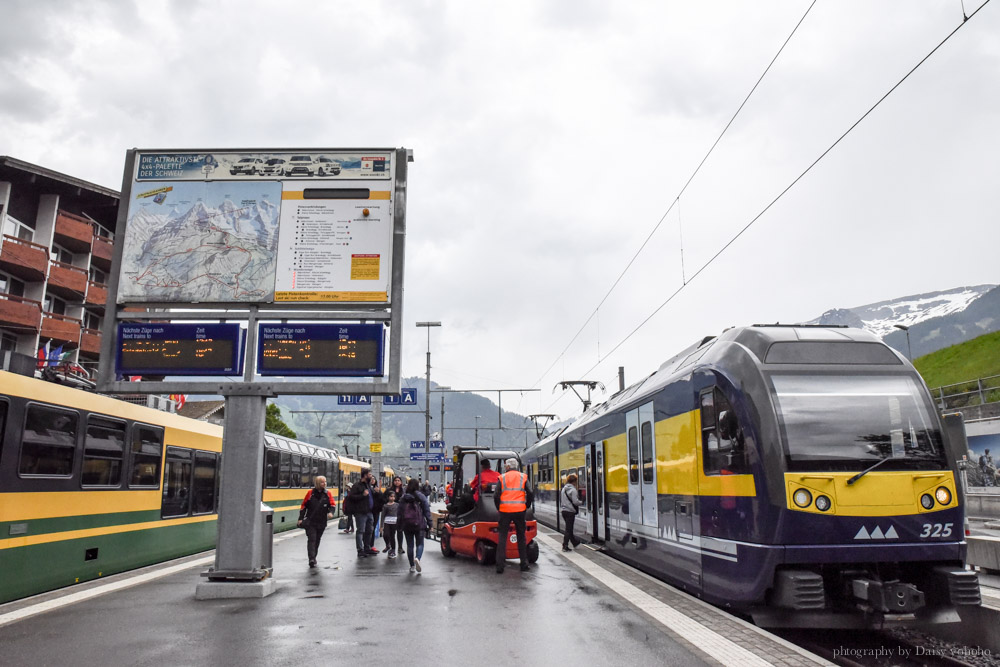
xmin=1 ymin=272 xmax=25 ymax=297
xmin=19 ymin=404 xmax=78 ymax=477
xmin=1 ymin=332 xmax=17 ymax=353
xmin=89 ymin=267 xmax=106 ymax=284
xmin=82 ymin=416 xmax=125 ymax=487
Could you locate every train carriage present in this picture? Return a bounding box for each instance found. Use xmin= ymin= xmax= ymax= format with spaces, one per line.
xmin=0 ymin=370 xmax=349 ymax=604
xmin=524 ymin=325 xmax=981 ymax=627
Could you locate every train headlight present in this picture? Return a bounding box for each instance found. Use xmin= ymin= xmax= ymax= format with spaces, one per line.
xmin=920 ymin=493 xmax=935 ymax=509
xmin=793 ymin=489 xmax=812 ymax=508
xmin=815 ymin=495 xmax=831 ymax=512
xmin=935 ymin=487 xmax=952 ymax=506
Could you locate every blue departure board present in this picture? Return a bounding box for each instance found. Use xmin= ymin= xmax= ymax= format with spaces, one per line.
xmin=116 ymin=323 xmax=243 ymax=376
xmin=257 ymin=323 xmax=385 ymax=376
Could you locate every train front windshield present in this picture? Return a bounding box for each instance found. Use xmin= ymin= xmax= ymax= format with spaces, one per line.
xmin=771 ymin=374 xmax=945 ymax=466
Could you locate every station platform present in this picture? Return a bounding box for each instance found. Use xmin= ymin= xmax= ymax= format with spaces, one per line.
xmin=0 ymin=516 xmax=830 ymax=667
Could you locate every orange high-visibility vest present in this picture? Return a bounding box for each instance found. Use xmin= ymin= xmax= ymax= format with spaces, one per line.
xmin=498 ymin=470 xmax=527 ymax=513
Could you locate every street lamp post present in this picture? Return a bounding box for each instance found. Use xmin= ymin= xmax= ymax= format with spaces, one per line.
xmin=416 ymin=321 xmax=441 ymax=481
xmin=894 ymin=324 xmax=912 ymax=361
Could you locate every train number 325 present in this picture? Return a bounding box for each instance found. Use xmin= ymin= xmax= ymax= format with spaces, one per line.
xmin=919 ymin=523 xmax=953 ymax=538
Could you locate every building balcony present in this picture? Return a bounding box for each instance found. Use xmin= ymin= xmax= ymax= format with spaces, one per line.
xmin=47 ymin=260 xmax=89 ymax=300
xmin=0 ymin=293 xmax=42 ymax=332
xmin=80 ymin=327 xmax=102 ymax=356
xmin=91 ymin=235 xmax=114 ymax=272
xmin=85 ymin=280 xmax=108 ymax=308
xmin=0 ymin=235 xmax=48 ymax=282
xmin=54 ymin=210 xmax=94 ymax=254
xmin=41 ymin=312 xmax=82 ymax=345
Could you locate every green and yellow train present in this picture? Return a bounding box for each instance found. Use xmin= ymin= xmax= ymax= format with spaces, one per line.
xmin=0 ymin=370 xmax=362 ymax=604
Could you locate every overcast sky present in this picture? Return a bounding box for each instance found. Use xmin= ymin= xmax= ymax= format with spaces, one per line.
xmin=2 ymin=1 xmax=997 ymax=420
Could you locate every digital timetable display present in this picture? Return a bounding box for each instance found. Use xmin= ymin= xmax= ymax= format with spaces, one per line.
xmin=116 ymin=323 xmax=243 ymax=376
xmin=257 ymin=323 xmax=385 ymax=376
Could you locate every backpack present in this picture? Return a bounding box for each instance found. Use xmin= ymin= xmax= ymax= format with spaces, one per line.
xmin=400 ymin=494 xmax=424 ymax=531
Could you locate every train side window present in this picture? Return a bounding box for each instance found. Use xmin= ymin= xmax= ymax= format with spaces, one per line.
xmin=161 ymin=447 xmax=192 ymax=518
xmin=0 ymin=400 xmax=7 ymax=466
xmin=19 ymin=404 xmax=78 ymax=477
xmin=264 ymin=449 xmax=280 ymax=488
xmin=641 ymin=422 xmax=654 ymax=483
xmin=627 ymin=426 xmax=639 ymax=483
xmin=326 ymin=460 xmax=337 ymax=484
xmin=577 ymin=466 xmax=587 ymax=502
xmin=130 ymin=424 xmax=163 ymax=487
xmin=192 ymin=452 xmax=218 ymax=514
xmin=279 ymin=452 xmax=291 ymax=487
xmin=290 ymin=455 xmax=302 ymax=487
xmin=702 ymin=388 xmax=749 ymax=475
xmin=301 ymin=457 xmax=313 ymax=488
xmin=82 ymin=416 xmax=126 ymax=487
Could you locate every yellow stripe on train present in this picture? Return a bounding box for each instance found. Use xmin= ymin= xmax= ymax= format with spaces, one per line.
xmin=0 ymin=514 xmax=217 ymax=551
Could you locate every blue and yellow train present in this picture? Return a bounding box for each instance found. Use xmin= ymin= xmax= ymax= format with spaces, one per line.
xmin=0 ymin=370 xmax=375 ymax=604
xmin=524 ymin=325 xmax=981 ymax=627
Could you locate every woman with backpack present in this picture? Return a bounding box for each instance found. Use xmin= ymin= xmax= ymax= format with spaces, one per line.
xmin=399 ymin=478 xmax=432 ymax=573
xmin=560 ymin=473 xmax=582 ymax=552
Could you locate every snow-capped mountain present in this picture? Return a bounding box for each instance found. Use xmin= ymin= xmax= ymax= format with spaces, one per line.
xmin=810 ymin=284 xmax=999 ymax=358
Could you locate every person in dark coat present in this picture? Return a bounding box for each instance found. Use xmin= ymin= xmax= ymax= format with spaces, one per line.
xmin=297 ymin=476 xmax=335 ymax=567
xmin=348 ymin=469 xmax=376 ymax=557
xmin=369 ymin=482 xmax=386 ymax=555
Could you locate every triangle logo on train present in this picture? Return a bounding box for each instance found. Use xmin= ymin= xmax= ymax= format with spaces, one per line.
xmin=853 ymin=525 xmax=899 ymax=540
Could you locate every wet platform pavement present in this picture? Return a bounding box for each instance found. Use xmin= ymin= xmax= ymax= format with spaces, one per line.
xmin=0 ymin=513 xmax=830 ymax=667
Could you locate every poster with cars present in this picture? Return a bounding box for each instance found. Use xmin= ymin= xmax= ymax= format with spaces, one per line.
xmin=119 ymin=149 xmax=395 ymax=304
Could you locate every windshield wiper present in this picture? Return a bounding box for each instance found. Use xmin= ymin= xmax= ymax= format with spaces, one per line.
xmin=847 ymin=456 xmax=895 ymax=485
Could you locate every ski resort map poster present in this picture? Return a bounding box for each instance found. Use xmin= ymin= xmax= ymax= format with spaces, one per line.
xmin=118 ymin=150 xmax=394 ymax=304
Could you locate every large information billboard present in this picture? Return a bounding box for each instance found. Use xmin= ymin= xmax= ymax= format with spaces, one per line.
xmin=118 ymin=150 xmax=394 ymax=304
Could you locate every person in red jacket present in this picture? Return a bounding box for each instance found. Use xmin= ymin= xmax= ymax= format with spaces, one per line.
xmin=469 ymin=459 xmax=501 ymax=503
xmin=298 ymin=475 xmax=335 ymax=567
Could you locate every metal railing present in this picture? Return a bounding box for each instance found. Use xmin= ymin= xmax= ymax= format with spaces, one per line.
xmin=930 ymin=374 xmax=1000 ymax=410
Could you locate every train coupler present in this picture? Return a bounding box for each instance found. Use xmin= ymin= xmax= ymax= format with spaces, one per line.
xmin=849 ymin=578 xmax=925 ymax=613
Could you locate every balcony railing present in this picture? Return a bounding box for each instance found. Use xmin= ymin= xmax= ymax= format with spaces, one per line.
xmin=0 ymin=234 xmax=48 ymax=282
xmin=40 ymin=311 xmax=82 ymax=344
xmin=86 ymin=280 xmax=108 ymax=308
xmin=0 ymin=293 xmax=42 ymax=332
xmin=80 ymin=327 xmax=102 ymax=356
xmin=48 ymin=260 xmax=89 ymax=298
xmin=54 ymin=210 xmax=94 ymax=253
xmin=91 ymin=235 xmax=114 ymax=269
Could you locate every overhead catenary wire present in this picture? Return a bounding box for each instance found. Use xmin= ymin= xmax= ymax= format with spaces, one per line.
xmin=529 ymin=0 xmax=818 ymax=392
xmin=542 ymin=0 xmax=992 ymax=414
xmin=574 ymin=0 xmax=992 ymax=385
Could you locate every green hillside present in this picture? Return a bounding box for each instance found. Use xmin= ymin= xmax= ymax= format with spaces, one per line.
xmin=914 ymin=329 xmax=1000 ymax=391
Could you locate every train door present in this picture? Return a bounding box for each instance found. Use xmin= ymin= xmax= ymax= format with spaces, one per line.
xmin=588 ymin=441 xmax=607 ymax=542
xmin=626 ymin=408 xmax=642 ymax=525
xmin=639 ymin=402 xmax=658 ymax=528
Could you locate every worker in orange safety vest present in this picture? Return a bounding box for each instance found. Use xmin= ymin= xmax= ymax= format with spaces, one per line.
xmin=493 ymin=458 xmax=533 ymax=573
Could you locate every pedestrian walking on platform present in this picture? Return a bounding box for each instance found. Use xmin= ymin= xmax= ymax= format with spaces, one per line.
xmin=349 ymin=469 xmax=376 ymax=558
xmin=494 ymin=458 xmax=533 ymax=573
xmin=399 ymin=478 xmax=432 ymax=573
xmin=297 ymin=475 xmax=335 ymax=567
xmin=381 ymin=491 xmax=400 ymax=558
xmin=560 ymin=473 xmax=582 ymax=552
xmin=370 ymin=483 xmax=385 ymax=555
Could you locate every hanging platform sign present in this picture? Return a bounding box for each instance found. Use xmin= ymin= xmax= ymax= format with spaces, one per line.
xmin=256 ymin=323 xmax=385 ymax=376
xmin=115 ymin=323 xmax=243 ymax=376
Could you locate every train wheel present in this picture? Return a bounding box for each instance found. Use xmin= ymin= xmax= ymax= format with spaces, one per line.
xmin=527 ymin=540 xmax=539 ymax=564
xmin=441 ymin=532 xmax=456 ymax=558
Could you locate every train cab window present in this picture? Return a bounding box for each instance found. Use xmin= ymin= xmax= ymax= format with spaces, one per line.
xmin=264 ymin=449 xmax=280 ymax=488
xmin=628 ymin=426 xmax=639 ymax=483
xmin=19 ymin=405 xmax=78 ymax=477
xmin=301 ymin=457 xmax=313 ymax=488
xmin=641 ymin=422 xmax=654 ymax=483
xmin=290 ymin=454 xmax=302 ymax=487
xmin=82 ymin=417 xmax=126 ymax=487
xmin=161 ymin=447 xmax=192 ymax=518
xmin=191 ymin=452 xmax=218 ymax=514
xmin=130 ymin=424 xmax=163 ymax=487
xmin=701 ymin=388 xmax=749 ymax=476
xmin=279 ymin=452 xmax=291 ymax=487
